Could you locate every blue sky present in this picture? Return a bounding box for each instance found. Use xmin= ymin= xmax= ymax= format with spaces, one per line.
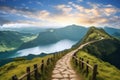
xmin=0 ymin=0 xmax=120 ymax=28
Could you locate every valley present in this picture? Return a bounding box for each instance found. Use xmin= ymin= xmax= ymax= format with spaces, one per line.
xmin=0 ymin=0 xmax=120 ymax=80
xmin=0 ymin=25 xmax=88 ymax=59
xmin=10 ymin=39 xmax=77 ymax=58
xmin=0 ymin=25 xmax=120 ymax=80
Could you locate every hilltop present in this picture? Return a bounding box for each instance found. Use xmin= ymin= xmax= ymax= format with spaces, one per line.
xmin=81 ymin=27 xmax=113 ymax=43
xmin=72 ymin=27 xmax=120 ymax=80
xmin=79 ymin=27 xmax=120 ymax=69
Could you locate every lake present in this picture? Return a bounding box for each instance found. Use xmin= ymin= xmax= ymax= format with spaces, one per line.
xmin=0 ymin=39 xmax=77 ymax=59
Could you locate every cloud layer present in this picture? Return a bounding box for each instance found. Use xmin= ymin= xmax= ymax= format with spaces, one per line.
xmin=0 ymin=1 xmax=120 ymax=28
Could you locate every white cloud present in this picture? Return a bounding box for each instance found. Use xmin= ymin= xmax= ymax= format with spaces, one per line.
xmin=65 ymin=2 xmax=120 ymax=28
xmin=1 ymin=23 xmax=34 ymax=28
xmin=37 ymin=10 xmax=50 ymax=19
xmin=0 ymin=6 xmax=35 ymax=18
xmin=55 ymin=4 xmax=73 ymax=15
xmin=0 ymin=2 xmax=120 ymax=29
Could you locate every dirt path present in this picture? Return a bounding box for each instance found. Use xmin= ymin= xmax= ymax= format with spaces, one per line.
xmin=51 ymin=40 xmax=100 ymax=80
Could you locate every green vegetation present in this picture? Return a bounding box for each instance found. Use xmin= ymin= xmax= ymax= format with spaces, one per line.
xmin=82 ymin=39 xmax=120 ymax=69
xmin=0 ymin=31 xmax=37 ymax=52
xmin=0 ymin=46 xmax=15 ymax=52
xmin=0 ymin=49 xmax=70 ymax=80
xmin=21 ymin=34 xmax=38 ymax=43
xmin=19 ymin=25 xmax=88 ymax=49
xmin=112 ymin=32 xmax=120 ymax=40
xmin=72 ymin=27 xmax=120 ymax=80
xmin=74 ymin=27 xmax=120 ymax=69
xmin=72 ymin=50 xmax=120 ymax=80
xmin=80 ymin=27 xmax=120 ymax=69
xmin=81 ymin=27 xmax=112 ymax=43
xmin=0 ymin=31 xmax=23 ymax=52
xmin=0 ymin=54 xmax=53 ymax=80
xmin=1 ymin=26 xmax=120 ymax=80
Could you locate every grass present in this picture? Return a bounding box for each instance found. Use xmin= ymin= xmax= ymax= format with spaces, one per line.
xmin=0 ymin=41 xmax=22 ymax=52
xmin=82 ymin=27 xmax=113 ymax=43
xmin=0 ymin=54 xmax=53 ymax=80
xmin=72 ymin=50 xmax=120 ymax=80
xmin=0 ymin=50 xmax=68 ymax=80
xmin=0 ymin=34 xmax=37 ymax=52
xmin=21 ymin=35 xmax=38 ymax=43
xmin=0 ymin=46 xmax=15 ymax=52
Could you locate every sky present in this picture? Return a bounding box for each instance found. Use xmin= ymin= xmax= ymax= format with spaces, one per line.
xmin=0 ymin=0 xmax=120 ymax=28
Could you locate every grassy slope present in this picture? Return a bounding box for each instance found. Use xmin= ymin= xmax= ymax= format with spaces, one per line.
xmin=0 ymin=31 xmax=37 ymax=52
xmin=0 ymin=31 xmax=23 ymax=52
xmin=81 ymin=27 xmax=113 ymax=43
xmin=81 ymin=27 xmax=120 ymax=69
xmin=72 ymin=27 xmax=120 ymax=80
xmin=0 ymin=49 xmax=70 ymax=80
xmin=112 ymin=33 xmax=120 ymax=40
xmin=83 ymin=39 xmax=120 ymax=69
xmin=21 ymin=34 xmax=38 ymax=43
xmin=0 ymin=54 xmax=52 ymax=80
xmin=73 ymin=27 xmax=113 ymax=49
xmin=73 ymin=50 xmax=120 ymax=80
xmin=1 ymin=27 xmax=120 ymax=80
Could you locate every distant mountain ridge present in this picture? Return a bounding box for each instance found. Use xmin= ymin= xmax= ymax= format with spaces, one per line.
xmin=104 ymin=27 xmax=120 ymax=39
xmin=104 ymin=27 xmax=120 ymax=34
xmin=0 ymin=25 xmax=120 ymax=53
xmin=0 ymin=25 xmax=120 ymax=69
xmin=0 ymin=27 xmax=47 ymax=34
xmin=19 ymin=25 xmax=88 ymax=49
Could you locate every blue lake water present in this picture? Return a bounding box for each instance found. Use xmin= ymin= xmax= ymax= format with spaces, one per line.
xmin=0 ymin=39 xmax=77 ymax=59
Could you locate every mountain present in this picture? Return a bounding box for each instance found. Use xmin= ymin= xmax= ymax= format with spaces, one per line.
xmin=0 ymin=26 xmax=119 ymax=80
xmin=103 ymin=27 xmax=120 ymax=39
xmin=0 ymin=31 xmax=36 ymax=52
xmin=0 ymin=53 xmax=47 ymax=67
xmin=74 ymin=50 xmax=120 ymax=80
xmin=19 ymin=25 xmax=88 ymax=49
xmin=81 ymin=27 xmax=113 ymax=43
xmin=112 ymin=32 xmax=120 ymax=39
xmin=80 ymin=27 xmax=120 ymax=69
xmin=0 ymin=27 xmax=48 ymax=34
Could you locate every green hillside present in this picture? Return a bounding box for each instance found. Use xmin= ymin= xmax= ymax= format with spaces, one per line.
xmin=0 ymin=31 xmax=37 ymax=52
xmin=19 ymin=25 xmax=88 ymax=49
xmin=82 ymin=39 xmax=120 ymax=69
xmin=0 ymin=26 xmax=120 ymax=80
xmin=81 ymin=27 xmax=113 ymax=43
xmin=72 ymin=50 xmax=120 ymax=80
xmin=72 ymin=27 xmax=120 ymax=80
xmin=79 ymin=27 xmax=120 ymax=68
xmin=0 ymin=55 xmax=52 ymax=80
xmin=112 ymin=32 xmax=120 ymax=39
xmin=0 ymin=49 xmax=69 ymax=80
